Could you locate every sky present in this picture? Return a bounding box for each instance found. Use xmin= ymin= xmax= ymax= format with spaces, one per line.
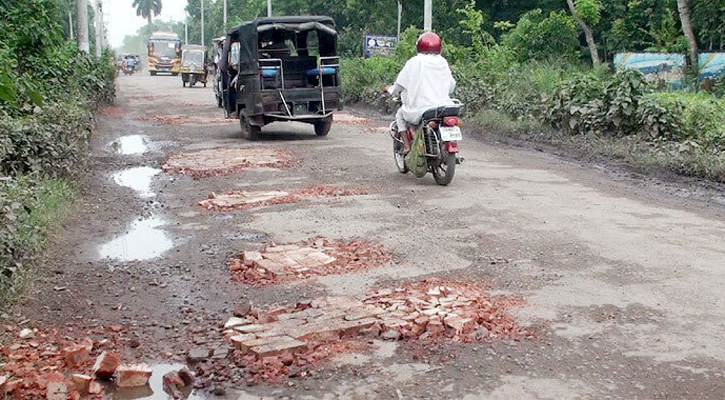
xmin=105 ymin=0 xmax=189 ymax=48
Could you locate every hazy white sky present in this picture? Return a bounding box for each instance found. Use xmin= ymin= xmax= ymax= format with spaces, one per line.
xmin=105 ymin=0 xmax=189 ymax=48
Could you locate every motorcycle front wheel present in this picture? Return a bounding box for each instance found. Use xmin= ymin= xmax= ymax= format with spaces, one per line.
xmin=432 ymin=150 xmax=456 ymax=186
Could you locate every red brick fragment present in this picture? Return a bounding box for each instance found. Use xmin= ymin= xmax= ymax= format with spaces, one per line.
xmin=92 ymin=351 xmax=120 ymax=379
xmin=62 ymin=338 xmax=93 ymax=367
xmin=116 ymin=364 xmax=153 ymax=388
xmin=71 ymin=374 xmax=92 ymax=393
xmin=88 ymin=381 xmax=103 ymax=395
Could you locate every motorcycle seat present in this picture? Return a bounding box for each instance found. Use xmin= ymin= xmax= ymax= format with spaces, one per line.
xmin=421 ymin=104 xmax=462 ymax=121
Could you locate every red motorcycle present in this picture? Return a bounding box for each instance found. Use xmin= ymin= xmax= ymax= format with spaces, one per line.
xmin=391 ymin=100 xmax=464 ymax=186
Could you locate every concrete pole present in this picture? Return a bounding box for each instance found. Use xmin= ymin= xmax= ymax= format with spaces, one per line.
xmin=267 ymin=0 xmax=272 ymax=17
xmin=185 ymin=22 xmax=188 ymax=45
xmin=76 ymin=0 xmax=89 ymax=53
xmin=424 ymin=0 xmax=432 ymax=31
xmin=397 ymin=1 xmax=402 ymax=40
xmin=94 ymin=0 xmax=102 ymax=56
xmin=223 ymin=0 xmax=227 ymax=28
xmin=68 ymin=10 xmax=74 ymax=41
xmin=201 ymin=0 xmax=205 ymax=45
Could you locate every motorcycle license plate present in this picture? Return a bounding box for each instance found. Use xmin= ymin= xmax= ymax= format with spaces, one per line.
xmin=440 ymin=126 xmax=462 ymax=141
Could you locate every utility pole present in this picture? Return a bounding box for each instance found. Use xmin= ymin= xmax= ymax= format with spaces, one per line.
xmin=223 ymin=0 xmax=227 ymax=28
xmin=76 ymin=0 xmax=89 ymax=53
xmin=185 ymin=21 xmax=188 ymax=45
xmin=94 ymin=0 xmax=103 ymax=56
xmin=267 ymin=0 xmax=272 ymax=17
xmin=424 ymin=0 xmax=432 ymax=31
xmin=201 ymin=0 xmax=205 ymax=45
xmin=68 ymin=10 xmax=74 ymax=41
xmin=397 ymin=1 xmax=402 ymax=40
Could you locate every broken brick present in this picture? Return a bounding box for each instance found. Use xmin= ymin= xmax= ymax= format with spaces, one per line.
xmin=0 ymin=375 xmax=7 ymax=394
xmin=45 ymin=373 xmax=68 ymax=400
xmin=71 ymin=374 xmax=92 ymax=393
xmin=186 ymin=347 xmax=211 ymax=363
xmin=92 ymin=351 xmax=120 ymax=379
xmin=163 ymin=371 xmax=185 ymax=398
xmin=178 ymin=367 xmax=195 ymax=386
xmin=62 ymin=338 xmax=93 ymax=367
xmin=116 ymin=364 xmax=153 ymax=388
xmin=88 ymin=381 xmax=103 ymax=395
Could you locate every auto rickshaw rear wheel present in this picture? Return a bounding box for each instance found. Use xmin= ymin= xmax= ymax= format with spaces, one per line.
xmin=314 ymin=117 xmax=333 ymax=137
xmin=240 ymin=113 xmax=261 ymax=141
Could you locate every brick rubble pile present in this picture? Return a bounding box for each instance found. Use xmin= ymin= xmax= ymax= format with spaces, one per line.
xmin=200 ymin=186 xmax=369 ymax=211
xmin=223 ymin=280 xmax=529 ymax=383
xmin=228 ymin=237 xmax=392 ymax=286
xmin=163 ymin=147 xmax=292 ymax=178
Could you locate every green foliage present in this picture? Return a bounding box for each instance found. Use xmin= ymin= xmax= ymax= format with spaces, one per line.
xmin=574 ymin=0 xmax=602 ymax=25
xmin=502 ymin=9 xmax=579 ymax=62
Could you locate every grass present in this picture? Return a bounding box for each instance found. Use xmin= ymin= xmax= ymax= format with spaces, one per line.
xmin=0 ymin=175 xmax=76 ymax=312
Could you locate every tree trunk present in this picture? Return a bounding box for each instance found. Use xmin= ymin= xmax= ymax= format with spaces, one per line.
xmin=676 ymin=0 xmax=699 ymax=73
xmin=76 ymin=0 xmax=89 ymax=53
xmin=148 ymin=13 xmax=152 ymax=27
xmin=566 ymin=0 xmax=601 ymax=68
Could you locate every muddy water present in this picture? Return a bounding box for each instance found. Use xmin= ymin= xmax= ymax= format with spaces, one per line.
xmin=107 ymin=363 xmax=205 ymax=399
xmin=113 ymin=167 xmax=161 ymax=199
xmin=98 ymin=216 xmax=173 ymax=261
xmin=113 ymin=135 xmax=149 ymax=155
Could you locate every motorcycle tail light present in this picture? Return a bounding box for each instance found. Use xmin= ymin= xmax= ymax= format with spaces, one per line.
xmin=443 ymin=116 xmax=459 ymax=127
xmin=428 ymin=121 xmax=439 ymax=129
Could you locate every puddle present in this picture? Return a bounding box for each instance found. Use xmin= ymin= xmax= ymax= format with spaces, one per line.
xmin=113 ymin=167 xmax=161 ymax=198
xmin=112 ymin=135 xmax=149 ymax=155
xmin=99 ymin=216 xmax=173 ymax=261
xmin=108 ymin=363 xmax=205 ymax=399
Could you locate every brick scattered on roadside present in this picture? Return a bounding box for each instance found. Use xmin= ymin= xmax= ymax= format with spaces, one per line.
xmin=200 ymin=185 xmax=369 ymax=211
xmin=116 ymin=364 xmax=154 ymax=388
xmin=334 ymin=113 xmax=370 ymax=125
xmin=140 ymin=115 xmax=236 ymax=125
xmin=163 ymin=147 xmax=292 ymax=178
xmin=92 ymin=351 xmax=120 ymax=379
xmin=228 ymin=237 xmax=392 ymax=287
xmin=98 ymin=105 xmax=126 ymax=118
xmin=223 ymin=279 xmax=531 ymax=383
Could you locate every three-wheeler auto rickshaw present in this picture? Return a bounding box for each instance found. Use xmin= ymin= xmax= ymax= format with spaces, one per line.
xmin=219 ymin=16 xmax=342 ymax=140
xmin=180 ymin=45 xmax=209 ymax=88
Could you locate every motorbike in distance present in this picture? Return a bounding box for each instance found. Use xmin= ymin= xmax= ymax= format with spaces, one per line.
xmin=122 ymin=56 xmax=138 ymax=75
xmin=391 ymin=99 xmax=465 ymax=186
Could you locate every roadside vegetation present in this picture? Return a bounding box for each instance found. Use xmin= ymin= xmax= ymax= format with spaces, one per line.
xmin=339 ymin=0 xmax=725 ymax=183
xmin=0 ymin=0 xmax=116 ymax=308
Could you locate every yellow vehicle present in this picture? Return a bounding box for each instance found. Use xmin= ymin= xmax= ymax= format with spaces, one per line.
xmin=147 ymin=32 xmax=182 ymax=76
xmin=180 ymin=45 xmax=209 ymax=88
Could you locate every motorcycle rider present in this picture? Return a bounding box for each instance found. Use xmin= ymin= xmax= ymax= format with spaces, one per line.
xmin=388 ymin=32 xmax=456 ymax=153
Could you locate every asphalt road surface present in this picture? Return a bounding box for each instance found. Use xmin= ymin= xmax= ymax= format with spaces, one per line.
xmin=16 ymin=73 xmax=725 ymax=399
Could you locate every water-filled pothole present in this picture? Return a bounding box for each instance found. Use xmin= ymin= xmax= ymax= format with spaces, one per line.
xmin=98 ymin=216 xmax=173 ymax=261
xmin=113 ymin=167 xmax=161 ymax=198
xmin=112 ymin=135 xmax=149 ymax=155
xmin=107 ymin=363 xmax=205 ymax=399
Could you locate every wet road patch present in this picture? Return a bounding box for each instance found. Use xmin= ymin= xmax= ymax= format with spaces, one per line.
xmin=223 ymin=280 xmax=530 ymax=383
xmin=228 ymin=237 xmax=392 ymax=287
xmin=98 ymin=216 xmax=173 ymax=261
xmin=139 ymin=115 xmax=235 ymax=125
xmin=112 ymin=167 xmax=160 ymax=198
xmin=199 ymin=186 xmax=369 ymax=211
xmin=163 ymin=147 xmax=292 ymax=178
xmin=110 ymin=135 xmax=149 ymax=155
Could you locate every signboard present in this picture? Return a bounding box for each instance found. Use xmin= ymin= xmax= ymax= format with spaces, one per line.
xmin=365 ymin=35 xmax=398 ymax=58
xmin=614 ymin=52 xmax=725 ymax=87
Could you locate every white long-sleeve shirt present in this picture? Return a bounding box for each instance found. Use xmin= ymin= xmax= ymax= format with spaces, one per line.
xmin=388 ymin=54 xmax=457 ymax=124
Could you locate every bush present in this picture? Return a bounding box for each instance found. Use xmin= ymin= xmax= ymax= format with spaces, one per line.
xmin=502 ymin=9 xmax=580 ymax=62
xmin=642 ymin=92 xmax=725 ymax=147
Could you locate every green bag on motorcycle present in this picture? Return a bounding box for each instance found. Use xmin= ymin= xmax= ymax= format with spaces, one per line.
xmin=405 ymin=128 xmax=428 ymax=178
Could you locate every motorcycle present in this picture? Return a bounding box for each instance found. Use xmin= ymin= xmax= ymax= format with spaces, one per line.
xmin=391 ymin=100 xmax=464 ymax=186
xmin=123 ymin=58 xmax=138 ymax=75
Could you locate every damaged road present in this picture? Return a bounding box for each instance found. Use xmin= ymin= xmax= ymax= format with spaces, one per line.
xmin=4 ymin=74 xmax=725 ymax=399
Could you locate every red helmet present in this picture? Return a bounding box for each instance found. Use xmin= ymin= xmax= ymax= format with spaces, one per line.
xmin=417 ymin=32 xmax=442 ymax=54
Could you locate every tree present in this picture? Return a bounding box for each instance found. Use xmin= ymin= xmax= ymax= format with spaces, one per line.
xmin=132 ymin=0 xmax=162 ymax=26
xmin=676 ymin=0 xmax=698 ymax=72
xmin=566 ymin=0 xmax=601 ymax=67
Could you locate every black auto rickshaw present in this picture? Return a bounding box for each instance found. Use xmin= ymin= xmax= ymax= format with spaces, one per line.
xmin=220 ymin=16 xmax=342 ymax=139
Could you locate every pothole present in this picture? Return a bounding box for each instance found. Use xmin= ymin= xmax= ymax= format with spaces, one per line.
xmin=112 ymin=167 xmax=160 ymax=198
xmin=223 ymin=279 xmax=531 ymax=384
xmin=110 ymin=135 xmax=149 ymax=156
xmin=228 ymin=237 xmax=393 ymax=287
xmin=199 ymin=186 xmax=368 ymax=211
xmin=0 ymin=325 xmax=201 ymax=399
xmin=163 ymin=147 xmax=292 ymax=178
xmin=139 ymin=115 xmax=235 ymax=125
xmin=334 ymin=113 xmax=370 ymax=125
xmin=98 ymin=216 xmax=173 ymax=262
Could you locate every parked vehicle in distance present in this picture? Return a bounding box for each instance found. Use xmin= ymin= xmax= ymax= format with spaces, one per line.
xmin=212 ymin=37 xmax=226 ymax=107
xmin=147 ymin=32 xmax=182 ymax=76
xmin=181 ymin=45 xmax=208 ymax=88
xmin=220 ymin=16 xmax=342 ymax=140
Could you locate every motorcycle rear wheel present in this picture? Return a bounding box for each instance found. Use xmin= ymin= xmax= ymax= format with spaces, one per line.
xmin=393 ymin=133 xmax=409 ymax=174
xmin=432 ymin=151 xmax=456 ymax=186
